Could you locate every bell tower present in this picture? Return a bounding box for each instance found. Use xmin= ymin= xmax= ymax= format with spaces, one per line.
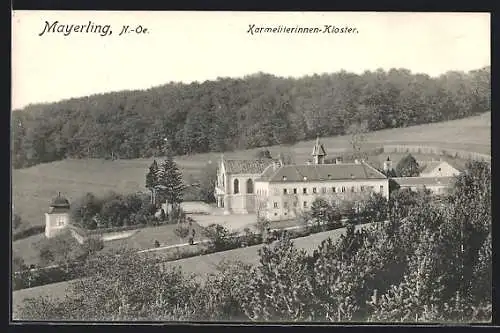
xmin=45 ymin=192 xmax=71 ymax=238
xmin=312 ymin=137 xmax=327 ymax=164
xmin=383 ymin=156 xmax=394 ymax=173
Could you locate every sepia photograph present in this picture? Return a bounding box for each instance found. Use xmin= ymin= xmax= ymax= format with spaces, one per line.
xmin=11 ymin=11 xmax=491 ymax=324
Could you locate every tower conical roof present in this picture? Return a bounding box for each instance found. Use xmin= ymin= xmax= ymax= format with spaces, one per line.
xmin=312 ymin=137 xmax=327 ymax=157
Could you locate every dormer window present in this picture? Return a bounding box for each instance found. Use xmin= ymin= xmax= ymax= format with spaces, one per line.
xmin=282 ymin=176 xmax=287 ymax=181
xmin=303 ymin=176 xmax=308 ymax=181
xmin=327 ymin=174 xmax=332 ymax=179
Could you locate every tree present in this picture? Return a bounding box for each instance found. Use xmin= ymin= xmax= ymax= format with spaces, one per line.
xmin=347 ymin=121 xmax=369 ymax=160
xmin=145 ymin=160 xmax=161 ymax=206
xmin=241 ymin=237 xmax=316 ymax=321
xmin=310 ymin=198 xmax=341 ymax=230
xmin=17 ymin=249 xmax=201 ymax=321
xmin=203 ymin=224 xmax=237 ymax=252
xmin=159 ymin=149 xmax=185 ymax=215
xmin=35 ymin=231 xmax=88 ymax=273
xmin=362 ymin=193 xmax=388 ymax=221
xmin=197 ymin=162 xmax=217 ymax=203
xmin=71 ymin=192 xmax=103 ymax=229
xmin=255 ymin=149 xmax=272 ymax=159
xmin=395 ymin=154 xmax=420 ymax=177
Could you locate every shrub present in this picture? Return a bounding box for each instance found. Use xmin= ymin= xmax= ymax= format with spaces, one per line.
xmin=203 ymin=224 xmax=239 ymax=252
xmin=12 ymin=225 xmax=45 ymax=241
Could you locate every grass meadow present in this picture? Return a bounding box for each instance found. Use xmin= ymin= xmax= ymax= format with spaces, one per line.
xmin=12 ymin=112 xmax=490 ymax=231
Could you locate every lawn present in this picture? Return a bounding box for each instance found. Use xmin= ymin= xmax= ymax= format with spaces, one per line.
xmin=100 ymin=222 xmax=205 ymax=253
xmin=12 ymin=112 xmax=490 ymax=231
xmin=12 ymin=222 xmax=373 ymax=319
xmin=12 ymin=221 xmax=206 ymax=267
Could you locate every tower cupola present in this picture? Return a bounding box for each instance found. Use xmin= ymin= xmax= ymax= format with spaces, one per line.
xmin=312 ymin=137 xmax=327 ymax=165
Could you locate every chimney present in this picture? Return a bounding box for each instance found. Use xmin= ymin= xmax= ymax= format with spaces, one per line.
xmin=354 ymin=159 xmax=360 ymax=164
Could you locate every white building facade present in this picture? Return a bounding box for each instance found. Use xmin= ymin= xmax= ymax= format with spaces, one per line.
xmin=215 ymin=138 xmax=389 ymax=221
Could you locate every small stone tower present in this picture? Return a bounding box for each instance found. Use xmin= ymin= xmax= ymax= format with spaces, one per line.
xmin=45 ymin=192 xmax=71 ymax=238
xmin=383 ymin=156 xmax=393 ymax=173
xmin=312 ymin=137 xmax=327 ymax=165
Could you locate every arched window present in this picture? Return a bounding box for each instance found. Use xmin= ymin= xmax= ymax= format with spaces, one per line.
xmin=246 ymin=179 xmax=254 ymax=194
xmin=234 ymin=179 xmax=239 ymax=194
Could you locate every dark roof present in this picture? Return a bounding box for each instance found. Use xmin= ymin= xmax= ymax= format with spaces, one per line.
xmin=48 ymin=207 xmax=70 ymax=213
xmin=257 ymin=162 xmax=387 ymax=183
xmin=393 ymin=177 xmax=456 ymax=187
xmin=223 ymin=159 xmax=275 ymax=174
xmin=50 ymin=193 xmax=70 ymax=208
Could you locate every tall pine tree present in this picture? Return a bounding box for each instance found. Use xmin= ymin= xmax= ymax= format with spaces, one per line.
xmin=158 ymin=143 xmax=185 ymax=215
xmin=145 ymin=160 xmax=161 ymax=206
xmin=395 ymin=154 xmax=420 ymax=177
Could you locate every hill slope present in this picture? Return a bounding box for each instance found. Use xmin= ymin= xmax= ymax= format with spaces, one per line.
xmin=12 ymin=68 xmax=490 ymax=169
xmin=12 ymin=112 xmax=490 ymax=229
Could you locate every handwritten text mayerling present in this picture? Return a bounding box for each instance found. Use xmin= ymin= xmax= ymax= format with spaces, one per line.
xmin=38 ymin=21 xmax=149 ymax=37
xmin=247 ymin=24 xmax=359 ymax=35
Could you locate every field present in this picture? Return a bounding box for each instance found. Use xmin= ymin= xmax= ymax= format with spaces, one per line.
xmin=12 ymin=112 xmax=490 ymax=231
xmin=12 ymin=222 xmax=371 ymax=318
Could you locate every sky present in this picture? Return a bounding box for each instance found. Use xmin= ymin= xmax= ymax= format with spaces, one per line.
xmin=11 ymin=11 xmax=490 ymax=110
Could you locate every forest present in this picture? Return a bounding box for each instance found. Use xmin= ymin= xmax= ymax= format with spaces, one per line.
xmin=11 ymin=67 xmax=490 ymax=169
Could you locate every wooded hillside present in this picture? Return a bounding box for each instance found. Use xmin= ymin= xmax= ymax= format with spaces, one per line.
xmin=11 ymin=67 xmax=490 ymax=169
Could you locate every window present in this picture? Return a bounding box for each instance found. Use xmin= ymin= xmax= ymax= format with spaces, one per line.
xmin=332 ymin=187 xmax=336 ymax=193
xmin=293 ymin=201 xmax=298 ymax=207
xmin=246 ymin=179 xmax=254 ymax=194
xmin=293 ymin=188 xmax=297 ymax=194
xmin=313 ymin=187 xmax=317 ymax=194
xmin=283 ymin=188 xmax=288 ymax=195
xmin=341 ymin=186 xmax=346 ymax=193
xmin=303 ymin=188 xmax=307 ymax=194
xmin=321 ymin=187 xmax=326 ymax=194
xmin=380 ymin=185 xmax=384 ymax=192
xmin=233 ymin=179 xmax=239 ymax=194
xmin=56 ymin=216 xmax=65 ymax=227
xmin=351 ymin=186 xmax=355 ymax=193
xmin=360 ymin=186 xmax=365 ymax=192
xmin=303 ymin=201 xmax=308 ymax=208
xmin=273 ymin=188 xmax=279 ymax=195
xmin=284 ymin=202 xmax=289 ymax=208
xmin=273 ymin=202 xmax=279 ymax=208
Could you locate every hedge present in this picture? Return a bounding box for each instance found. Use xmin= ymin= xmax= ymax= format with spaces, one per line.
xmin=12 ymin=226 xmax=46 ymax=241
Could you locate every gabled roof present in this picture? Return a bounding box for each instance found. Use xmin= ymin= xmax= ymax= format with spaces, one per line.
xmin=419 ymin=160 xmax=461 ymax=174
xmin=392 ymin=176 xmax=456 ymax=187
xmin=257 ymin=162 xmax=387 ymax=183
xmin=419 ymin=161 xmax=444 ymax=174
xmin=223 ymin=159 xmax=275 ymax=175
